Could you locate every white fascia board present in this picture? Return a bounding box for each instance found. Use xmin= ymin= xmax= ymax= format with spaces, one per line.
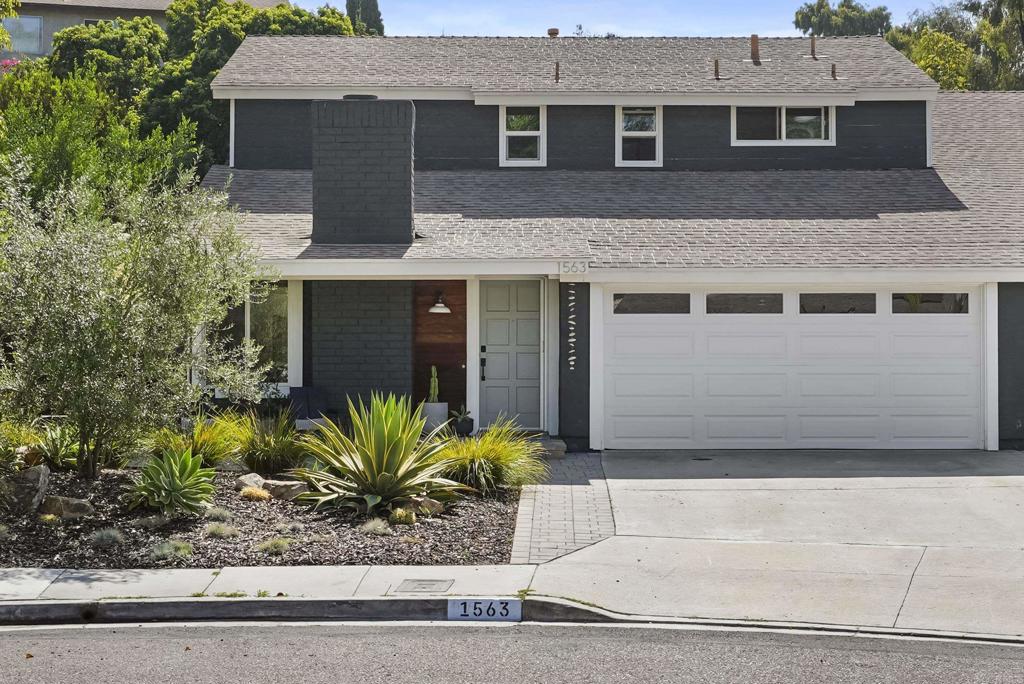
xmin=856 ymin=86 xmax=939 ymax=102
xmin=212 ymin=85 xmax=474 ymax=100
xmin=579 ymin=268 xmax=1024 ymax=285
xmin=263 ymin=258 xmax=565 ymax=278
xmin=473 ymin=91 xmax=858 ymax=107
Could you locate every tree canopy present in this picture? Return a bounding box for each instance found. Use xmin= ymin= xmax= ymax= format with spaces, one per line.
xmin=0 ymin=0 xmax=16 ymax=49
xmin=794 ymin=0 xmax=893 ymax=35
xmin=346 ymin=0 xmax=383 ymax=35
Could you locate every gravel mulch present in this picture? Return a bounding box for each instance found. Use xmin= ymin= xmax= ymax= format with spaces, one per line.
xmin=0 ymin=470 xmax=520 ymax=569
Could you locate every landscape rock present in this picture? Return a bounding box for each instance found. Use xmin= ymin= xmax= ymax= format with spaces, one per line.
xmin=262 ymin=480 xmax=308 ymax=501
xmin=5 ymin=465 xmax=50 ymax=515
xmin=234 ymin=473 xmax=265 ymax=491
xmin=410 ymin=495 xmax=445 ymax=516
xmin=39 ymin=495 xmax=95 ymax=520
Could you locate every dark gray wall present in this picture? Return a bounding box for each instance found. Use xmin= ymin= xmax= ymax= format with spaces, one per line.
xmin=235 ymin=100 xmax=313 ymax=169
xmin=999 ymin=283 xmax=1024 ymax=449
xmin=234 ymin=99 xmax=927 ymax=172
xmin=558 ymin=282 xmax=590 ymax=451
xmin=311 ymin=99 xmax=415 ymax=244
xmin=309 ymin=281 xmax=413 ymax=412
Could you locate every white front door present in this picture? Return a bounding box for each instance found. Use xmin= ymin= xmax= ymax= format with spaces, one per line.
xmin=480 ymin=280 xmax=542 ymax=429
xmin=603 ymin=287 xmax=984 ymax=449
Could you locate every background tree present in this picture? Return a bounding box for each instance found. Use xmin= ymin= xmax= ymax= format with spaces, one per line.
xmin=49 ymin=17 xmax=166 ymax=102
xmin=909 ymin=27 xmax=975 ymax=87
xmin=0 ymin=62 xmax=196 ymax=206
xmin=794 ymin=0 xmax=893 ymax=35
xmin=346 ymin=0 xmax=383 ymax=35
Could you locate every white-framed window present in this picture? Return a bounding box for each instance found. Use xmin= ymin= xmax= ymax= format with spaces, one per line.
xmin=615 ymin=105 xmax=662 ymax=167
xmin=731 ymin=105 xmax=836 ymax=146
xmin=499 ymin=105 xmax=546 ymax=167
xmin=226 ymin=282 xmax=289 ymax=388
xmin=2 ymin=16 xmax=43 ymax=54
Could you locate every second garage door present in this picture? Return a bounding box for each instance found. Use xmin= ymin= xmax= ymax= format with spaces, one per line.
xmin=603 ymin=287 xmax=984 ymax=449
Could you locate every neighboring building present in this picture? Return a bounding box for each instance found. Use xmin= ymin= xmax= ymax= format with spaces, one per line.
xmin=204 ymin=34 xmax=1024 ymax=452
xmin=1 ymin=0 xmax=281 ymax=57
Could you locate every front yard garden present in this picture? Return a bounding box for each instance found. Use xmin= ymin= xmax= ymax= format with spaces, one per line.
xmin=0 ymin=396 xmax=546 ymax=569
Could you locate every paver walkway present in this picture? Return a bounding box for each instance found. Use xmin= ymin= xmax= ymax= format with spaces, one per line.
xmin=509 ymin=453 xmax=615 ymax=564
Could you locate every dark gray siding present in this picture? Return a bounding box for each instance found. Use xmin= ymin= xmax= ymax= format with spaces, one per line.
xmin=999 ymin=283 xmax=1024 ymax=449
xmin=233 ymin=99 xmax=927 ymax=171
xmin=234 ymin=100 xmax=312 ymax=169
xmin=663 ymin=101 xmax=927 ymax=170
xmin=311 ymin=99 xmax=414 ymax=245
xmin=413 ymin=100 xmax=497 ymax=169
xmin=558 ymin=282 xmax=590 ymax=451
xmin=309 ymin=281 xmax=413 ymax=412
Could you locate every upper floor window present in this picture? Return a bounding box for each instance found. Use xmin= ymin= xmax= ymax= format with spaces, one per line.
xmin=731 ymin=105 xmax=835 ymax=147
xmin=2 ymin=16 xmax=43 ymax=54
xmin=499 ymin=105 xmax=546 ymax=167
xmin=616 ymin=105 xmax=662 ymax=167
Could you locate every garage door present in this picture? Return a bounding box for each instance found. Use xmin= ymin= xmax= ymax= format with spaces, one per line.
xmin=603 ymin=288 xmax=983 ymax=449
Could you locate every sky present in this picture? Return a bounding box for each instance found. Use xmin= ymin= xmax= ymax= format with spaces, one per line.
xmin=294 ymin=0 xmax=931 ymax=37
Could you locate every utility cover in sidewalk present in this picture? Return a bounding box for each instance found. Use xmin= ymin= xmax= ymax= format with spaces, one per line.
xmin=395 ymin=579 xmax=454 ymax=593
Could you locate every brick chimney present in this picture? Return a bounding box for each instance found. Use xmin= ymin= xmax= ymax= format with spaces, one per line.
xmin=311 ymin=97 xmax=415 ymax=245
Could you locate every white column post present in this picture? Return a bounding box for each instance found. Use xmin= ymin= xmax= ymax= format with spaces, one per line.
xmin=983 ymin=282 xmax=999 ymax=451
xmin=545 ymin=277 xmax=560 ymax=436
xmin=465 ymin=277 xmax=481 ymax=433
xmin=925 ymin=99 xmax=934 ymax=168
xmin=229 ymin=98 xmax=236 ymax=168
xmin=589 ymin=283 xmax=605 ymax=451
xmin=287 ymin=279 xmax=303 ymax=389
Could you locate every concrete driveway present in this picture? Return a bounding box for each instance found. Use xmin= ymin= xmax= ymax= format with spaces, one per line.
xmin=531 ymin=450 xmax=1024 ymax=637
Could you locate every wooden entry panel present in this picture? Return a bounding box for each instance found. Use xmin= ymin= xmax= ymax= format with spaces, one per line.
xmin=413 ymin=280 xmax=467 ymax=412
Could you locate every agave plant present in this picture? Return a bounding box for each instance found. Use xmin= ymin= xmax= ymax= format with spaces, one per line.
xmin=131 ymin=448 xmax=216 ymax=516
xmin=291 ymin=393 xmax=467 ymax=514
xmin=37 ymin=422 xmax=79 ymax=471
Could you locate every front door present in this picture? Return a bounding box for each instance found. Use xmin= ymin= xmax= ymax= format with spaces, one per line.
xmin=480 ymin=280 xmax=542 ymax=429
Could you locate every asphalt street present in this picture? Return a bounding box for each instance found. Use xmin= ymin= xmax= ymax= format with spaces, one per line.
xmin=2 ymin=623 xmax=1023 ymax=683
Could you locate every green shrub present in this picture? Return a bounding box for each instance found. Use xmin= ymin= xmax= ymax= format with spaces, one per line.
xmin=291 ymin=393 xmax=467 ymax=514
xmin=240 ymin=411 xmax=305 ymax=474
xmin=89 ymin=527 xmax=125 ymax=548
xmin=149 ymin=411 xmax=247 ymax=467
xmin=37 ymin=422 xmax=79 ymax=471
xmin=205 ymin=523 xmax=240 ymax=539
xmin=0 ymin=420 xmax=41 ymax=479
xmin=130 ymin=448 xmax=216 ymax=516
xmin=206 ymin=506 xmax=234 ymax=522
xmin=149 ymin=539 xmax=193 ymax=561
xmin=257 ymin=537 xmax=291 ymax=555
xmin=434 ymin=416 xmax=548 ymax=495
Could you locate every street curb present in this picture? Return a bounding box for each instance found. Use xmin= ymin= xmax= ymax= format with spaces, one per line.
xmin=1 ymin=596 xmax=1022 ymax=646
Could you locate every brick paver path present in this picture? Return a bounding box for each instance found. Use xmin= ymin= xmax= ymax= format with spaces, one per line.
xmin=510 ymin=453 xmax=615 ymax=564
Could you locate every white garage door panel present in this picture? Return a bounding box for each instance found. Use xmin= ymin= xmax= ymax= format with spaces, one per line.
xmin=604 ymin=287 xmax=984 ymax=450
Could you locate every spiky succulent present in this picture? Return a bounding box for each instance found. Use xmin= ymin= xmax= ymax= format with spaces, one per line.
xmin=131 ymin=448 xmax=215 ymax=516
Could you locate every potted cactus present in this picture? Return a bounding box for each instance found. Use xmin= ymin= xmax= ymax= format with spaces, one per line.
xmin=450 ymin=405 xmax=474 ymax=436
xmin=422 ymin=366 xmax=448 ymax=431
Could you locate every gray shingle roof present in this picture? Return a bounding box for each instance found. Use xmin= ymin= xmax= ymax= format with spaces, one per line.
xmin=213 ymin=35 xmax=936 ymax=94
xmin=202 ymin=91 xmax=1024 ymax=270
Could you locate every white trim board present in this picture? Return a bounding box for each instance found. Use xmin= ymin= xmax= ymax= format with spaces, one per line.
xmin=264 ymin=259 xmax=567 ymax=278
xmin=578 ymin=268 xmax=1024 ymax=285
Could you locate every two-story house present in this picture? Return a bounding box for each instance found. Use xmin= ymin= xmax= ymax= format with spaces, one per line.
xmin=203 ymin=34 xmax=1024 ymax=453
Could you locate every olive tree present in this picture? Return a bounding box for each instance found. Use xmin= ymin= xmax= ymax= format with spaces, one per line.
xmin=0 ymin=163 xmax=269 ymax=478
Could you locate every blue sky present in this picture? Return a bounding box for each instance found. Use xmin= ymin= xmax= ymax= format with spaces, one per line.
xmin=295 ymin=0 xmax=930 ymax=37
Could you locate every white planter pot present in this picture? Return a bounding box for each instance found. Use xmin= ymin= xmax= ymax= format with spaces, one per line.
xmin=423 ymin=402 xmax=449 ymax=431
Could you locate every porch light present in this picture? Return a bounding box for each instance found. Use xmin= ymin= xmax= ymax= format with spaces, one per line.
xmin=428 ymin=292 xmax=451 ymax=314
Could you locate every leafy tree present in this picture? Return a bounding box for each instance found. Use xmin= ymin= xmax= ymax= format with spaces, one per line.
xmin=346 ymin=0 xmax=383 ymax=35
xmin=0 ymin=62 xmax=196 ymax=207
xmin=794 ymin=0 xmax=893 ymax=35
xmin=0 ymin=164 xmax=266 ymax=479
xmin=0 ymin=0 xmax=17 ymax=50
xmin=49 ymin=17 xmax=166 ymax=102
xmin=910 ymin=28 xmax=975 ymax=88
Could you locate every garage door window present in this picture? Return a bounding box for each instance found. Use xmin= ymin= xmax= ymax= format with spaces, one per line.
xmin=800 ymin=293 xmax=876 ymax=314
xmin=613 ymin=293 xmax=690 ymax=314
xmin=893 ymin=293 xmax=969 ymax=314
xmin=706 ymin=293 xmax=783 ymax=314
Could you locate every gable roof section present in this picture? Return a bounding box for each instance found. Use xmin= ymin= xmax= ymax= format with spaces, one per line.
xmin=213 ymin=35 xmax=936 ymax=96
xmin=202 ymin=91 xmax=1024 ymax=271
